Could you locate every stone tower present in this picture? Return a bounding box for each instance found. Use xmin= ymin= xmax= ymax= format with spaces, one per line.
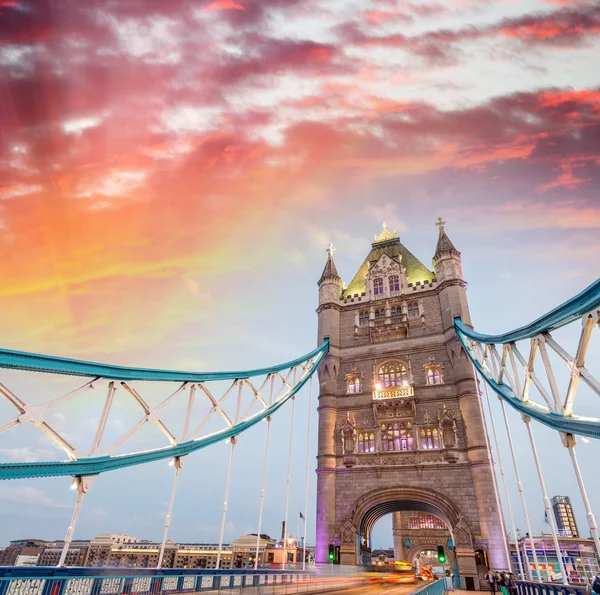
xmin=315 ymin=221 xmax=507 ymax=585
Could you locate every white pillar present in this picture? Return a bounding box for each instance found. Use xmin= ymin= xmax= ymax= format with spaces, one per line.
xmin=302 ymin=377 xmax=313 ymax=571
xmin=58 ymin=476 xmax=96 ymax=566
xmin=522 ymin=417 xmax=568 ymax=584
xmin=481 ymin=381 xmax=523 ymax=578
xmin=254 ymin=417 xmax=272 ymax=569
xmin=498 ymin=398 xmax=539 ymax=580
xmin=281 ymin=396 xmax=296 ymax=570
xmin=157 ymin=457 xmax=182 ymax=568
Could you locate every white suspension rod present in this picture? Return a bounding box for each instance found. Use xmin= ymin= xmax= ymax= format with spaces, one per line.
xmin=302 ymin=377 xmax=313 ymax=571
xmin=254 ymin=416 xmax=272 ymax=570
xmin=281 ymin=394 xmax=297 ymax=571
xmin=216 ymin=438 xmax=237 ymax=569
xmin=216 ymin=382 xmax=243 ymax=569
xmin=157 ymin=457 xmax=182 ymax=568
xmin=522 ymin=417 xmax=568 ymax=584
xmin=481 ymin=377 xmax=523 ymax=579
xmin=498 ymin=398 xmax=538 ymax=581
xmin=58 ymin=476 xmax=95 ymax=566
xmin=566 ymin=437 xmax=600 ymax=561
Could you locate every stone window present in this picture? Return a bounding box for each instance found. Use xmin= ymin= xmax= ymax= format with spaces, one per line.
xmin=358 ymin=432 xmax=376 ymax=453
xmin=381 ymin=421 xmax=413 ymax=451
xmin=375 ymin=308 xmax=385 ymax=319
xmin=389 ymin=275 xmax=400 ymax=292
xmin=407 ymin=302 xmax=419 ymax=318
xmin=410 ymin=515 xmax=446 ymax=530
xmin=358 ymin=311 xmax=369 ymax=326
xmin=373 ymin=277 xmax=384 ymax=296
xmin=347 ymin=376 xmax=361 ymax=394
xmin=426 ymin=365 xmax=443 ymax=385
xmin=378 ymin=361 xmax=408 ymax=387
xmin=419 ymin=427 xmax=440 ymax=450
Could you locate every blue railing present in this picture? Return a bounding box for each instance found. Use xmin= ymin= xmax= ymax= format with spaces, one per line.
xmin=412 ymin=579 xmax=446 ymax=595
xmin=0 ymin=565 xmax=359 ymax=595
xmin=517 ymin=581 xmax=587 ymax=595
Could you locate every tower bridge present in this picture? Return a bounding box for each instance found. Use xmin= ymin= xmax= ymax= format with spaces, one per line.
xmin=0 ymin=221 xmax=599 ymax=595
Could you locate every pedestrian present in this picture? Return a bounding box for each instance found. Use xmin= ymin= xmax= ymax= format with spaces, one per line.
xmin=485 ymin=570 xmax=497 ymax=594
xmin=505 ymin=573 xmax=517 ymax=595
xmin=499 ymin=572 xmax=509 ymax=595
xmin=592 ymin=574 xmax=600 ymax=595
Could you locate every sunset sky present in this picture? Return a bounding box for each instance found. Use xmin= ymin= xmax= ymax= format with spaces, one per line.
xmin=0 ymin=0 xmax=599 ymax=549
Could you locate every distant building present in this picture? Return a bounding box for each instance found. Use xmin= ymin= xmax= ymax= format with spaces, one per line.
xmin=1 ymin=532 xmax=316 ymax=569
xmin=509 ymin=536 xmax=599 ymax=584
xmin=14 ymin=555 xmax=39 ymax=567
xmin=552 ymin=496 xmax=579 ymax=538
xmin=37 ymin=541 xmax=90 ymax=567
xmin=0 ymin=540 xmax=47 ymax=566
xmin=231 ymin=534 xmax=276 ymax=568
xmin=371 ymin=549 xmax=395 ymax=565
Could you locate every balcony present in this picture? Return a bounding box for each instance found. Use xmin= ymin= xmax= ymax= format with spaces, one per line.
xmin=372 ymin=385 xmax=414 ymax=400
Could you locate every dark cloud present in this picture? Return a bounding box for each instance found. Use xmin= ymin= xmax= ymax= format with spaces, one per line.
xmin=345 ymin=3 xmax=600 ymax=65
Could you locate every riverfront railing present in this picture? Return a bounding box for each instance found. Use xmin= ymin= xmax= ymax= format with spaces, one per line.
xmin=517 ymin=581 xmax=587 ymax=595
xmin=0 ymin=566 xmax=363 ymax=595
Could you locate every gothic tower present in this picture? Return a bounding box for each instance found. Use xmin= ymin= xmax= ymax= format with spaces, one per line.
xmin=315 ymin=222 xmax=507 ymax=585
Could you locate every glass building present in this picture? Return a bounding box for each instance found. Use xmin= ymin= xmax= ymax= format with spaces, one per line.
xmin=552 ymin=496 xmax=579 ymax=538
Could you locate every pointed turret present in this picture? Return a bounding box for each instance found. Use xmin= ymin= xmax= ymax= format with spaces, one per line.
xmin=319 ymin=243 xmax=341 ymax=284
xmin=432 ymin=217 xmax=463 ymax=283
xmin=434 ymin=217 xmax=460 ymax=259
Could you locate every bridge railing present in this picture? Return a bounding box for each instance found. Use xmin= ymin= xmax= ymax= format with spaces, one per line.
xmin=411 ymin=579 xmax=445 ymax=595
xmin=517 ymin=581 xmax=587 ymax=595
xmin=0 ymin=566 xmax=363 ymax=595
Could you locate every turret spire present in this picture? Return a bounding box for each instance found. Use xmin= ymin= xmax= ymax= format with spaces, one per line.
xmin=319 ymin=243 xmax=341 ymax=284
xmin=434 ymin=216 xmax=460 ymax=259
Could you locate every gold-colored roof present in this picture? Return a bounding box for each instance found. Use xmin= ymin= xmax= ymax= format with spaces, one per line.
xmin=342 ymin=236 xmax=435 ymax=299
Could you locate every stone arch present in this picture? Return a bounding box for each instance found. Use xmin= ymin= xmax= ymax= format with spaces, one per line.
xmin=341 ymin=485 xmax=474 ymax=568
xmin=346 ymin=485 xmax=466 ymax=540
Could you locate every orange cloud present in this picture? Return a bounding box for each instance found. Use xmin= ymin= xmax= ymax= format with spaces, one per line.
xmin=205 ymin=0 xmax=244 ymax=10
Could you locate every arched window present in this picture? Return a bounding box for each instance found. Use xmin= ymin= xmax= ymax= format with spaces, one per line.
xmin=426 ymin=366 xmax=442 ymax=385
xmin=347 ymin=377 xmax=361 ymax=394
xmin=382 ymin=422 xmax=413 ymax=451
xmin=375 ymin=308 xmax=385 ymax=319
xmin=373 ymin=278 xmax=384 ymax=296
xmin=378 ymin=361 xmax=408 ymax=387
xmin=407 ymin=302 xmax=419 ymax=318
xmin=358 ymin=432 xmax=376 ymax=453
xmin=390 ymin=305 xmax=397 ymax=316
xmin=358 ymin=311 xmax=369 ymax=326
xmin=420 ymin=427 xmax=440 ymax=450
xmin=389 ymin=275 xmax=400 ymax=292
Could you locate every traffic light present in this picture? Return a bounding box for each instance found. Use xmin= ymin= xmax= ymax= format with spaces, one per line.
xmin=335 ymin=546 xmax=340 ymax=564
xmin=328 ymin=544 xmax=335 ymax=561
xmin=437 ymin=545 xmax=446 ymax=564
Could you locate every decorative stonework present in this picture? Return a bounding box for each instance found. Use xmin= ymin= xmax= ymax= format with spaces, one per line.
xmin=373 ymin=222 xmax=398 ymax=243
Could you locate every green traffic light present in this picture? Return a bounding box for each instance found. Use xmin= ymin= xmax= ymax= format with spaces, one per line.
xmin=439 ymin=555 xmax=446 ymax=563
xmin=329 ymin=553 xmax=334 ymax=560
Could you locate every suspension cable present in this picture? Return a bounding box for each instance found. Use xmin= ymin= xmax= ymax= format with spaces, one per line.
xmin=281 ymin=379 xmax=297 ymax=570
xmin=254 ymin=415 xmax=272 ymax=569
xmin=498 ymin=397 xmax=539 ymax=580
xmin=473 ymin=378 xmax=525 ymax=578
xmin=302 ymin=376 xmax=313 ymax=571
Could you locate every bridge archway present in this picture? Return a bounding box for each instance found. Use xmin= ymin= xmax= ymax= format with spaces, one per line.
xmin=341 ymin=486 xmax=476 ymax=579
xmin=408 ymin=544 xmax=456 ymax=573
